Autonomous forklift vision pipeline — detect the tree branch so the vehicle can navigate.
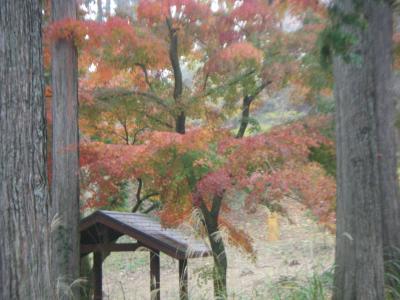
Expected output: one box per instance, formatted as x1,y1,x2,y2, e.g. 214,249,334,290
131,127,147,145
95,88,170,111
134,63,154,92
142,201,161,214
236,80,272,138
132,179,143,212
143,112,174,129
132,179,160,213
195,69,257,101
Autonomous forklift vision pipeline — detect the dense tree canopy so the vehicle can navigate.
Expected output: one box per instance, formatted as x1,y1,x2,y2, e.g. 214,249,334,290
44,1,338,296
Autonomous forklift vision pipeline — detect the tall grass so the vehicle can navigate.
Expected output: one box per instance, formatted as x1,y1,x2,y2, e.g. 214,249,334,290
268,268,333,300
385,248,400,300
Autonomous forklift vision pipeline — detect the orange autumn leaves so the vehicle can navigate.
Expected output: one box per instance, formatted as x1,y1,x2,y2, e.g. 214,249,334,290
205,42,264,75
45,16,168,89
80,117,336,252
46,0,336,254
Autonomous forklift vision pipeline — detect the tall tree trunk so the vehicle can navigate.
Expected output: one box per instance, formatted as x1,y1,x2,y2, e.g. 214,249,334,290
51,0,80,297
105,0,111,17
333,0,400,299
200,198,228,299
377,8,400,266
0,1,53,299
167,18,186,134
97,0,103,22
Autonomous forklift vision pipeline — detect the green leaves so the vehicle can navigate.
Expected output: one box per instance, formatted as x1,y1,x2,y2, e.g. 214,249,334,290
318,3,368,68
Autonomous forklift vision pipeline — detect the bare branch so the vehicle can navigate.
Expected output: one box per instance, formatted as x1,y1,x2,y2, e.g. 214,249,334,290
134,63,154,92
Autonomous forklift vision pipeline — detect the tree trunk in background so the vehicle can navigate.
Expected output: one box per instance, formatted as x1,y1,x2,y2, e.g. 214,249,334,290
97,0,103,22
333,0,400,299
0,1,53,298
51,0,80,297
105,0,111,17
175,112,186,135
167,18,186,134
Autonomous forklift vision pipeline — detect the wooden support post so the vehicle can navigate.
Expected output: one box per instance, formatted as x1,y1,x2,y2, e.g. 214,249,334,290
93,251,103,300
179,259,188,300
150,250,160,300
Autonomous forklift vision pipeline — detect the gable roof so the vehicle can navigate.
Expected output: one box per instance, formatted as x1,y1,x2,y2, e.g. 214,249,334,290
80,210,211,260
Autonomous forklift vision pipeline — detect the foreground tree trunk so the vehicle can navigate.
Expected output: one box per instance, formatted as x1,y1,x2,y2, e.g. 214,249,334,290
333,0,400,299
376,6,400,272
51,0,80,297
0,1,53,298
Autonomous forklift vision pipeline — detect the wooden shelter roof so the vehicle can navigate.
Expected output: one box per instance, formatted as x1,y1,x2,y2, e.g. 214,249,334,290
80,210,211,260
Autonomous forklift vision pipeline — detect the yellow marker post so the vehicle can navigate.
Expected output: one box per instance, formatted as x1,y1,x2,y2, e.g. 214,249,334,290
267,212,280,241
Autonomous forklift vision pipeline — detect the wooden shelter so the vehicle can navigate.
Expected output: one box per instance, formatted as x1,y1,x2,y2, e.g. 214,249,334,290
80,210,212,300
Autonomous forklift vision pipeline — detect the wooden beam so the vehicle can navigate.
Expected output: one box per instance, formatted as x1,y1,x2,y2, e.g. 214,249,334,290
150,250,160,300
80,243,144,254
93,251,103,300
179,259,188,300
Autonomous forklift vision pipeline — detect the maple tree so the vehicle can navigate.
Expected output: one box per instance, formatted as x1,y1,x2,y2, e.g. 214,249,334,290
79,116,336,297
44,0,337,297
46,0,329,138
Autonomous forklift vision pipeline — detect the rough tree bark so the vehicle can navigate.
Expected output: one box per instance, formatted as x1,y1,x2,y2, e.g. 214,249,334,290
51,0,80,297
0,1,53,299
377,4,400,268
333,0,400,299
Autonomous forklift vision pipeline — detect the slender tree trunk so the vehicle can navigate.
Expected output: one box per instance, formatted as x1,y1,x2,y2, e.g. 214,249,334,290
51,0,80,297
236,96,253,138
236,82,269,139
97,0,103,22
333,0,400,299
200,198,228,299
176,111,186,135
105,0,111,17
0,1,53,298
167,18,186,134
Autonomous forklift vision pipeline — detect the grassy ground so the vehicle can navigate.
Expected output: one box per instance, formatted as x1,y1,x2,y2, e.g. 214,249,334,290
100,198,335,299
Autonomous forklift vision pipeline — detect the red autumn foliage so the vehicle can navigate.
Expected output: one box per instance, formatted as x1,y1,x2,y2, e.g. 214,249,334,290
45,0,335,255
137,0,211,26
205,42,264,75
80,117,336,252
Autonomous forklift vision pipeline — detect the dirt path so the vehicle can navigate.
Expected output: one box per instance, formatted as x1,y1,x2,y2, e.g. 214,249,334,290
102,198,335,299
